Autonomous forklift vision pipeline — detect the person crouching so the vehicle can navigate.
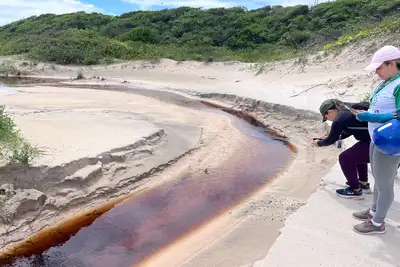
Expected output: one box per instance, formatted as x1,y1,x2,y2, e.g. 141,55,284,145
313,99,371,199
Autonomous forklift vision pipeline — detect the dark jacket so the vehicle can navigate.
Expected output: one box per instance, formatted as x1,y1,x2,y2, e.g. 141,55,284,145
317,110,370,147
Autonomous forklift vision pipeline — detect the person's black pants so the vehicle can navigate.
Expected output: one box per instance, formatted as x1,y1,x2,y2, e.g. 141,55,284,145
338,140,370,189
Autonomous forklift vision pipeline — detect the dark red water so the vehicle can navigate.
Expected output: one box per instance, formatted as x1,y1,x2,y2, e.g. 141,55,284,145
4,89,293,267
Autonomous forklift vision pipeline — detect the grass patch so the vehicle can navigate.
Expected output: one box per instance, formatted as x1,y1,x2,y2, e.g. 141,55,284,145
0,106,39,165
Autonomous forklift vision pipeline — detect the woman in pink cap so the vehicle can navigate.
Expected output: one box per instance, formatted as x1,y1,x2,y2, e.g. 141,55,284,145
352,45,400,235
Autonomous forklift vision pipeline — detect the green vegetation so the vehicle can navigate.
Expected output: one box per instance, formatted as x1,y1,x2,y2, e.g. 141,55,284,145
1,0,400,64
323,16,400,51
0,106,39,165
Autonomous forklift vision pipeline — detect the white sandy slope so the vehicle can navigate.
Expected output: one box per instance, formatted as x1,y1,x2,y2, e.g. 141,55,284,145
0,38,387,112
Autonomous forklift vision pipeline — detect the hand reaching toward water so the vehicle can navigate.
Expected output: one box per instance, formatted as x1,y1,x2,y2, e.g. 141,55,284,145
311,136,326,146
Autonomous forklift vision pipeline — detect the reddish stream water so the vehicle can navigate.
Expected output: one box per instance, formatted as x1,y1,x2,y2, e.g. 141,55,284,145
1,85,293,267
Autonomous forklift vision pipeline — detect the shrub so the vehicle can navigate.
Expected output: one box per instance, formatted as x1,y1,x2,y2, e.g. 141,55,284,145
323,17,400,51
0,106,39,165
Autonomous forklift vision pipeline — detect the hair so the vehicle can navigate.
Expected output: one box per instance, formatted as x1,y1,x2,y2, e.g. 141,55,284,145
384,59,400,70
331,99,346,112
323,99,367,115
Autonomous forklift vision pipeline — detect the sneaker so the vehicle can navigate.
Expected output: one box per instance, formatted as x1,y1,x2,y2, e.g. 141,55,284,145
352,209,373,221
353,221,385,235
344,181,372,194
336,187,363,199
359,182,372,194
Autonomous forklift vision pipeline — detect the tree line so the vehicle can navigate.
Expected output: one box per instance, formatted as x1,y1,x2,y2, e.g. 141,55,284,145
0,0,399,64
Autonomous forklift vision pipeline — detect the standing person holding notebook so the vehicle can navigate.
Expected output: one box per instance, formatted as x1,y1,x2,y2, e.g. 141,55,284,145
351,45,400,235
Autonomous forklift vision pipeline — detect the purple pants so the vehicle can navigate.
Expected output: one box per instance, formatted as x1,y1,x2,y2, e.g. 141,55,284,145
338,140,370,189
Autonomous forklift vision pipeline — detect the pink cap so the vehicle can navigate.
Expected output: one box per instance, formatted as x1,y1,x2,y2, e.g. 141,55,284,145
365,45,400,72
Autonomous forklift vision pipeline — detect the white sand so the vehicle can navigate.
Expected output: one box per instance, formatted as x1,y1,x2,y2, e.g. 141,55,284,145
0,37,399,266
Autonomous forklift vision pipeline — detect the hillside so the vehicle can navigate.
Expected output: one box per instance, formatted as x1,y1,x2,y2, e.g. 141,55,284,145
1,0,400,65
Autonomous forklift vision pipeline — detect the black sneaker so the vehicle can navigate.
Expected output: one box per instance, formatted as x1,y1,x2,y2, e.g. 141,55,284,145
345,182,371,194
336,187,363,199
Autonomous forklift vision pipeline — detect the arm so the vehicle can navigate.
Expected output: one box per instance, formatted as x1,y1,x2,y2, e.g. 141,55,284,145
317,115,348,147
357,112,397,123
357,85,400,123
